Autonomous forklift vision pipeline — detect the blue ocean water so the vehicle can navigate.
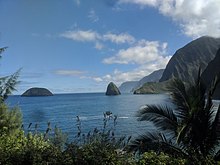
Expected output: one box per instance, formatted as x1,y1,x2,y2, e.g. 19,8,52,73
6,93,171,139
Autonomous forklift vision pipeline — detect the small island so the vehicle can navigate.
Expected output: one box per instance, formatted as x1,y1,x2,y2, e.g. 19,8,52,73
21,87,53,97
105,82,121,96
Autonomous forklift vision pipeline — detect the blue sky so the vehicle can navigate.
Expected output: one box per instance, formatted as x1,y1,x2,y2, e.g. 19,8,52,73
0,0,220,94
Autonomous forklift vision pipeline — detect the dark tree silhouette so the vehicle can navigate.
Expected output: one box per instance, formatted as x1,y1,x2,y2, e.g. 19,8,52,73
0,47,20,101
130,71,220,163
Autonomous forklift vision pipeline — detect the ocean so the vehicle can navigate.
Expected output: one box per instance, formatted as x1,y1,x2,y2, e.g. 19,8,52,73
6,93,171,139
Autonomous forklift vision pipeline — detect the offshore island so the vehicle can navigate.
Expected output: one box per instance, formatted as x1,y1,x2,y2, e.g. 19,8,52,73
21,87,53,97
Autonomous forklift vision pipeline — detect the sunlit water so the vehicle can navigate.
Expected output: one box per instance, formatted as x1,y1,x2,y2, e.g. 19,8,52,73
6,93,172,139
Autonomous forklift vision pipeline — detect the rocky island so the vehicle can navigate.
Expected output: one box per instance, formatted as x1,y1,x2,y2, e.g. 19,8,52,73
105,82,121,96
21,87,53,97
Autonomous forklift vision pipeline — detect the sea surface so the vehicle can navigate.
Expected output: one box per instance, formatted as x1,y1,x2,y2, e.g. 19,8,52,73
6,93,171,139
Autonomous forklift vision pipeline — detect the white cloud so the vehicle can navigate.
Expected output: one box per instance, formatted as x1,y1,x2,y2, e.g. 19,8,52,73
60,30,100,42
93,77,103,82
60,30,171,85
92,56,170,85
103,40,168,64
103,32,135,44
119,0,220,38
54,70,86,76
93,40,171,85
88,9,99,22
61,30,136,45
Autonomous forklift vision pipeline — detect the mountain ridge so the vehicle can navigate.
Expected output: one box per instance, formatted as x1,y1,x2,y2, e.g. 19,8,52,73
119,69,164,93
160,36,220,83
134,36,220,98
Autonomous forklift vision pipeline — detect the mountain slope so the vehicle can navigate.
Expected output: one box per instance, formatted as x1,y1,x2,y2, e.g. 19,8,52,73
119,81,138,93
160,36,220,83
134,80,170,94
134,69,164,90
201,48,220,99
119,69,164,93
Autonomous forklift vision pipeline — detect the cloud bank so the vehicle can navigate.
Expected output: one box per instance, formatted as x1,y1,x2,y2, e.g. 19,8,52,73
119,0,220,38
61,29,171,85
103,40,168,65
97,41,170,85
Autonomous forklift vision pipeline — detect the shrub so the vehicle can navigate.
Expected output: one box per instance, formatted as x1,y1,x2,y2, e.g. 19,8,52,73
0,130,68,165
0,103,22,135
64,114,135,165
138,151,186,165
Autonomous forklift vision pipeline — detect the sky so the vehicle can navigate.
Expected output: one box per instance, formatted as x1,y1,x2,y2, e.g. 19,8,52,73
0,0,220,94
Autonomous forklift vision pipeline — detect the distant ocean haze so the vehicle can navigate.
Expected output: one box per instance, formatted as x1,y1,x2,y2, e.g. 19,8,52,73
6,93,171,139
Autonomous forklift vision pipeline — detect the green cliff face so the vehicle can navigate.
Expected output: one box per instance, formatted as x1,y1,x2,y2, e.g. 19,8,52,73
201,48,220,99
119,69,164,94
21,87,53,97
134,37,220,97
105,82,121,96
133,80,170,94
160,36,220,83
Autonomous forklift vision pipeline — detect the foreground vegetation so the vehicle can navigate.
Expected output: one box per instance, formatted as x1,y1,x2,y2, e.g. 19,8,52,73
0,102,186,165
130,71,220,164
1,46,220,164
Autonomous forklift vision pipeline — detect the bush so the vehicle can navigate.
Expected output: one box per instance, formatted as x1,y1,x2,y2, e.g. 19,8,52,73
0,130,68,165
65,141,135,165
0,103,22,135
138,151,186,165
65,122,135,165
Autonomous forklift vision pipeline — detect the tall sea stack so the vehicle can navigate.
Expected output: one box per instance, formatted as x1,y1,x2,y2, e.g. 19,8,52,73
105,82,121,96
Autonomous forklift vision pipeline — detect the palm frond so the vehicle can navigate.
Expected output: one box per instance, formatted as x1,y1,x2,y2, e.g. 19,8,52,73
189,69,207,109
128,131,161,152
176,123,191,145
137,105,178,133
167,78,191,120
128,131,186,157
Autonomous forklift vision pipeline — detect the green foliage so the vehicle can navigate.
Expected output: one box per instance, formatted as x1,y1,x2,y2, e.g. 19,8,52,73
0,130,67,165
50,126,68,151
0,109,135,165
0,69,21,101
0,103,22,135
63,114,135,165
138,151,185,165
0,46,20,101
130,73,220,164
65,140,135,165
134,80,170,94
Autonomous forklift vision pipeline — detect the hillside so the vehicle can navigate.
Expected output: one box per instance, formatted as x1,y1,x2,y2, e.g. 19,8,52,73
133,80,170,94
119,69,164,93
201,48,220,99
160,36,220,83
134,69,164,90
119,81,138,93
